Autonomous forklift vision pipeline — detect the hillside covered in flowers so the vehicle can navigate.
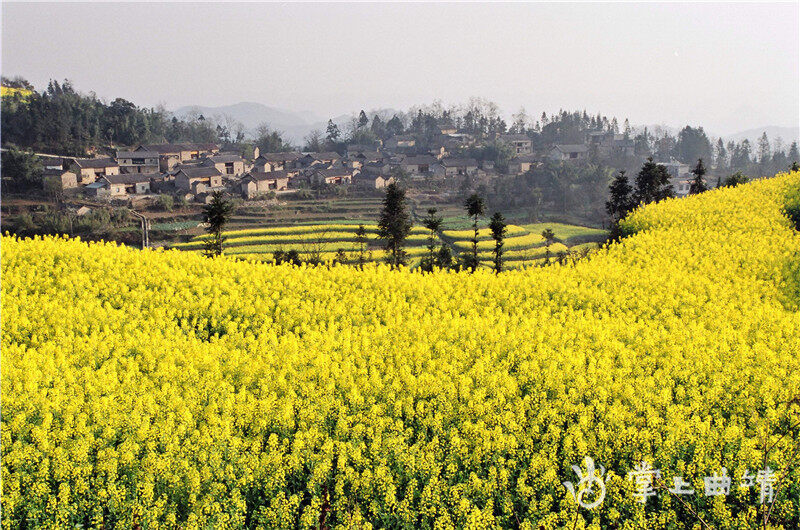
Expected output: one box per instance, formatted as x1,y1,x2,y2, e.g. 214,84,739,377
2,172,800,529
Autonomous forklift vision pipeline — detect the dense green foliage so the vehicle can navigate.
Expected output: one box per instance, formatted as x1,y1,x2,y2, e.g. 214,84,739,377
1,80,219,156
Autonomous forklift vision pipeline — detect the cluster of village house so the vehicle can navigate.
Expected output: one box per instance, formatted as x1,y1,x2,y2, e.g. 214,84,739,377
40,127,697,203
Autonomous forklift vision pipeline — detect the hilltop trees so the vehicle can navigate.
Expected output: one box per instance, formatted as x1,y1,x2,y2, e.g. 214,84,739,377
1,79,220,156
377,183,413,268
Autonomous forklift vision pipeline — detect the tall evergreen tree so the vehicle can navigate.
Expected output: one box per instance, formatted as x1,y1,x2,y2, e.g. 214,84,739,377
386,115,404,136
463,193,486,272
788,142,799,169
715,138,727,172
325,119,340,142
377,183,412,268
635,157,674,205
757,132,771,171
357,110,369,129
689,158,708,195
355,224,368,269
420,208,443,272
606,170,635,221
488,212,507,274
202,192,235,257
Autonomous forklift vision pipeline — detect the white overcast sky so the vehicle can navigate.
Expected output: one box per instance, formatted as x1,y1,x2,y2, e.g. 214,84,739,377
2,2,799,135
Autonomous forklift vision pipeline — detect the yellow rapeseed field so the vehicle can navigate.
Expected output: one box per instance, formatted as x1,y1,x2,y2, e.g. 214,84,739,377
2,172,800,528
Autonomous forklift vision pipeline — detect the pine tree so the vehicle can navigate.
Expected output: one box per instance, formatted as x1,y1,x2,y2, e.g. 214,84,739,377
463,193,486,272
202,192,235,257
606,170,635,221
355,224,368,268
757,132,771,170
377,183,412,268
357,110,369,129
420,208,443,272
635,157,674,205
488,212,507,274
689,159,708,195
789,142,799,169
715,138,727,172
326,119,340,142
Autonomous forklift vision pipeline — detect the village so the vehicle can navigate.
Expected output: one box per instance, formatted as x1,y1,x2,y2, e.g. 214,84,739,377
33,126,701,207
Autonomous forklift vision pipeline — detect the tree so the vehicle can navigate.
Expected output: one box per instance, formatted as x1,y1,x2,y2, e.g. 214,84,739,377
789,142,799,169
510,107,528,133
488,212,507,273
1,146,43,191
689,159,708,195
541,228,556,263
202,192,234,257
677,126,712,164
635,157,674,205
370,115,386,139
606,170,635,221
377,183,412,268
541,228,556,246
326,119,340,142
157,194,174,211
436,245,453,269
357,110,369,129
757,132,771,172
303,129,325,152
420,208,443,272
254,124,290,153
355,224,368,268
386,115,404,136
722,172,749,187
464,193,486,272
715,138,728,172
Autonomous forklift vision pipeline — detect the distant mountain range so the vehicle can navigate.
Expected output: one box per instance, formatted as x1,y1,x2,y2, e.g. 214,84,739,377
637,124,799,147
175,101,798,149
173,102,400,144
722,125,799,146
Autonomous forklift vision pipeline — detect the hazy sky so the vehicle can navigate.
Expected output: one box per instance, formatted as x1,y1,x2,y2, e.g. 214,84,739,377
2,2,799,135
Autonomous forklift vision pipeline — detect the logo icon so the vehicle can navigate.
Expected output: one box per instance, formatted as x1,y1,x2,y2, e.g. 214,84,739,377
564,456,606,509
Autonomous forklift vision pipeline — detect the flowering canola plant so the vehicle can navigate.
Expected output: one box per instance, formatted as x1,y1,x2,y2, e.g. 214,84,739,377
2,172,800,529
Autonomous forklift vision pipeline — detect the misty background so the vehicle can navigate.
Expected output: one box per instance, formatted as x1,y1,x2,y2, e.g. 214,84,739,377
2,2,799,144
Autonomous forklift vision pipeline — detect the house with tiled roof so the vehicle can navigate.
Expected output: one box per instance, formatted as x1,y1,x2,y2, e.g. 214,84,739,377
68,158,120,184
116,150,160,174
174,166,223,194
550,144,589,162
240,171,291,198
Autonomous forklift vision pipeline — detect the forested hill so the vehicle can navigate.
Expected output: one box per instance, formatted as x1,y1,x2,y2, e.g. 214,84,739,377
0,80,220,157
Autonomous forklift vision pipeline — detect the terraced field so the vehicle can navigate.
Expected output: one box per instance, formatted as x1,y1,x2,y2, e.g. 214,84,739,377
172,220,608,268
440,222,607,268
171,224,438,263
221,197,387,230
